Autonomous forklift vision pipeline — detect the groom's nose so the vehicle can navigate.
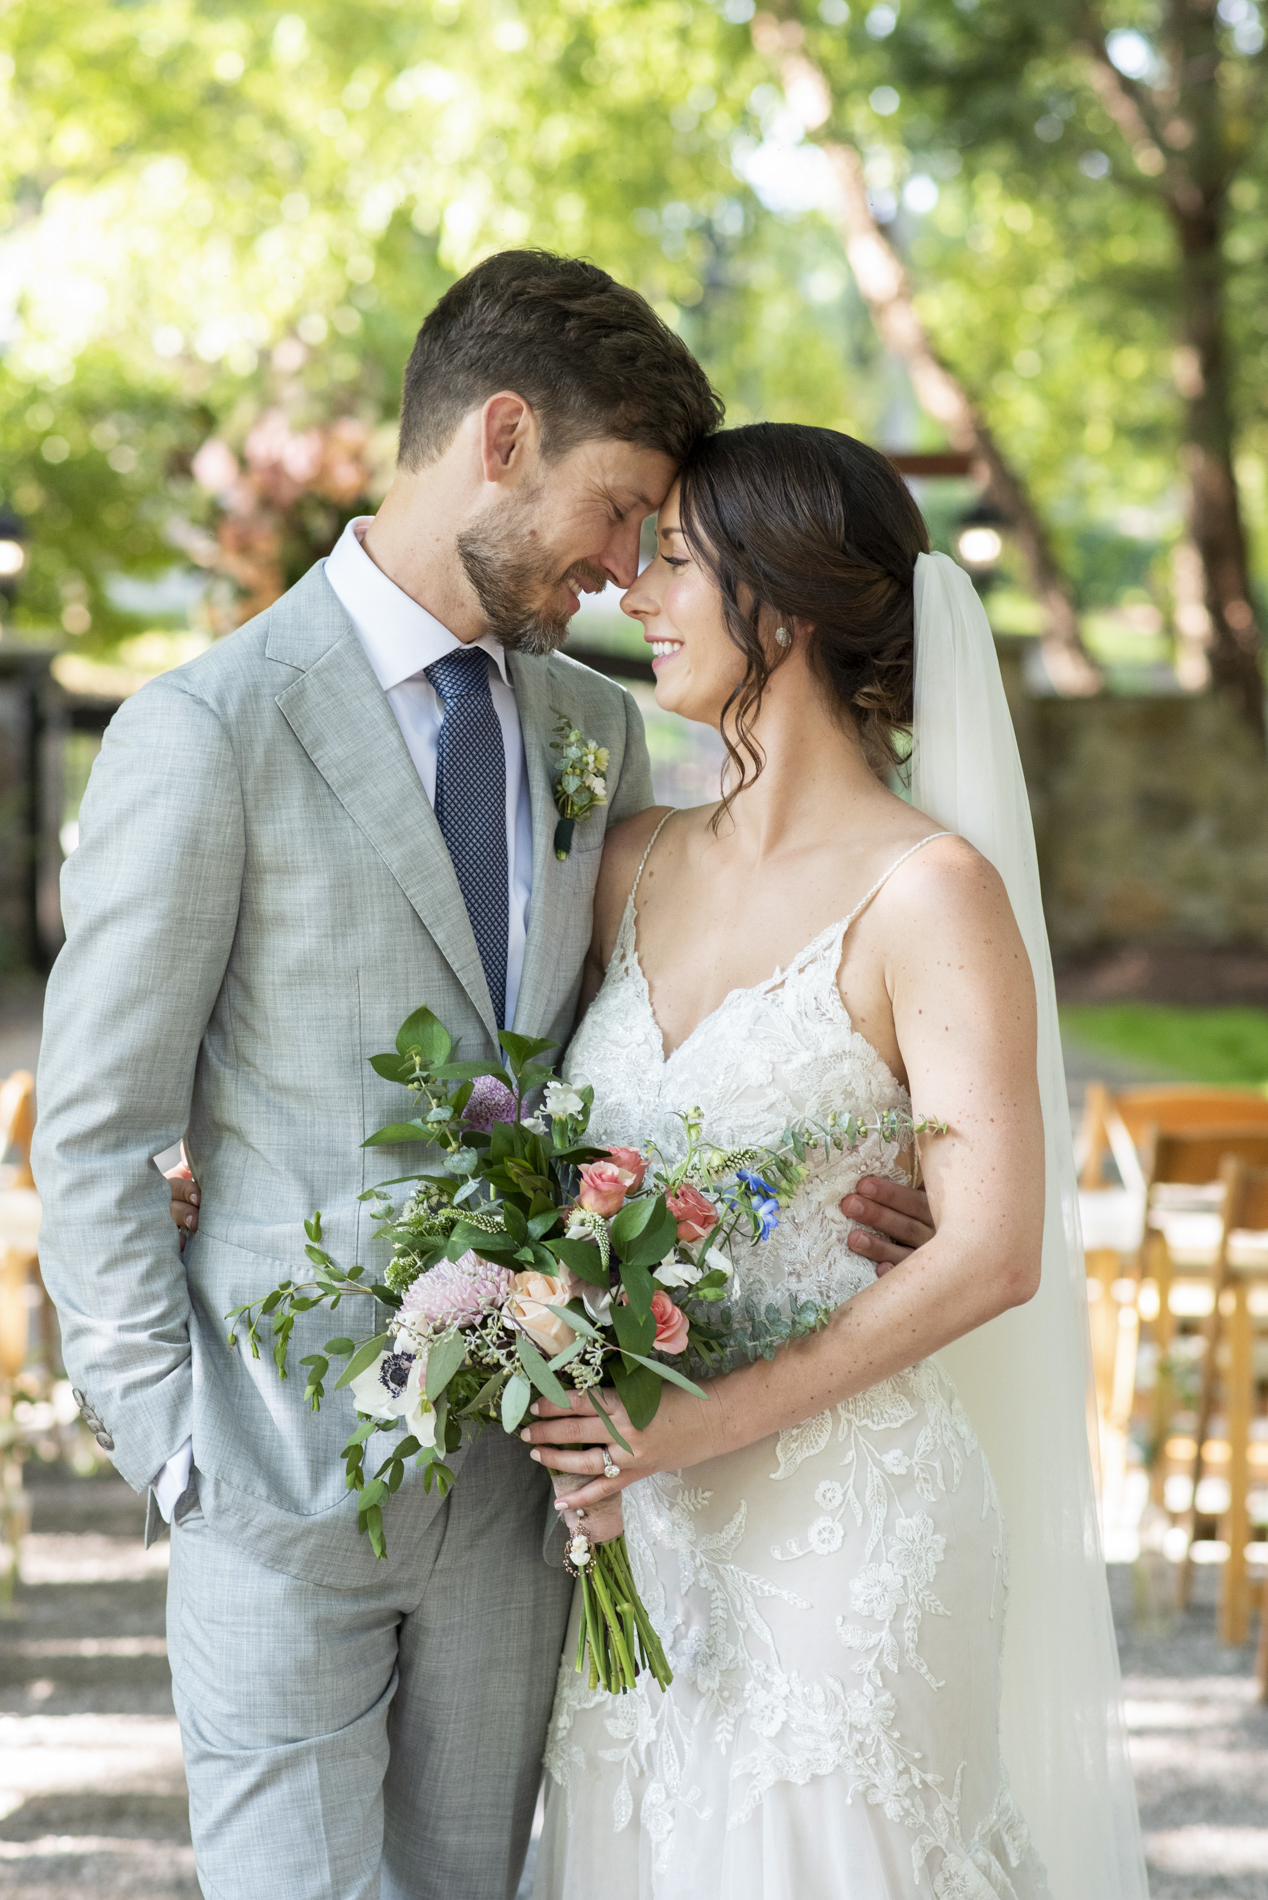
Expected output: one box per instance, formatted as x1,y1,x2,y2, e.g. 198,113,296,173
597,517,645,591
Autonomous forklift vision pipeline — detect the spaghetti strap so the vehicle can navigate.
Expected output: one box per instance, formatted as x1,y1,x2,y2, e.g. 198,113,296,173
842,830,952,933
629,810,675,909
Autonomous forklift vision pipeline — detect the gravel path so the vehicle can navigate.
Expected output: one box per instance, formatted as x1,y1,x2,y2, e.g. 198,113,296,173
3,1008,1264,1896
1,1480,1264,1897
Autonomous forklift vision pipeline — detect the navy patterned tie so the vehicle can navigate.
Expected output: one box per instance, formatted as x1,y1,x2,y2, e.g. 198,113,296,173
424,648,509,1030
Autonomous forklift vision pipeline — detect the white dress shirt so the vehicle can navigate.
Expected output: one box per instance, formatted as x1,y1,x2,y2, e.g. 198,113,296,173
325,515,534,1025
153,516,534,1521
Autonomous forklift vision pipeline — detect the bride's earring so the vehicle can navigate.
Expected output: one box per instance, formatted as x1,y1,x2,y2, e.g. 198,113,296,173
774,626,792,648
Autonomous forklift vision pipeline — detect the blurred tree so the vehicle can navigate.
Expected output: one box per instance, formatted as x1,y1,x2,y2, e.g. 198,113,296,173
751,6,1102,690
0,0,858,643
777,0,1267,735
1,0,1263,701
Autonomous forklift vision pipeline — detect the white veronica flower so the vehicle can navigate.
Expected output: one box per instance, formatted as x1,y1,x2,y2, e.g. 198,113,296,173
543,1078,586,1119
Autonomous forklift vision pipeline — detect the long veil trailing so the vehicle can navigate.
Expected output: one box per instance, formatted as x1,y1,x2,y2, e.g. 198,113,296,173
909,552,1148,1899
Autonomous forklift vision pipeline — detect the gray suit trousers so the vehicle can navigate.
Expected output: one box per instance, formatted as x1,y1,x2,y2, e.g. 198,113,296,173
167,1431,572,1900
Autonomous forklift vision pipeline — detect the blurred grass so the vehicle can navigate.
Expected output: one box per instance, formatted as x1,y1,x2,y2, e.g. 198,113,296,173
1060,1003,1268,1090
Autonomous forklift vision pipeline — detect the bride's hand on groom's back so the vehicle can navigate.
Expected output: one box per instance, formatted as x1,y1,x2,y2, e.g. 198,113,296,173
842,1177,933,1274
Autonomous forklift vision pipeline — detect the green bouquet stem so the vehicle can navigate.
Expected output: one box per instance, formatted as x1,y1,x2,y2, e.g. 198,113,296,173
573,1533,672,1695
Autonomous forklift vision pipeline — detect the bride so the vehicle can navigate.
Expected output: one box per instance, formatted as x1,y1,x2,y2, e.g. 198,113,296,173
519,425,1145,1898
169,422,1145,1899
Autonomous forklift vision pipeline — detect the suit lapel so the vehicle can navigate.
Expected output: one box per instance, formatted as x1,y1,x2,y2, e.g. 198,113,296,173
270,580,497,1041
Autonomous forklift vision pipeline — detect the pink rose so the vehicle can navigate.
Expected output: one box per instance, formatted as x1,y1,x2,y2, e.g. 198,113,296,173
505,1272,577,1355
605,1146,648,1192
651,1289,689,1355
666,1184,718,1243
577,1160,634,1217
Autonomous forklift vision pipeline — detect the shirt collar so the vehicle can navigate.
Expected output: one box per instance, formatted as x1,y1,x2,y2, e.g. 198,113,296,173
323,515,511,692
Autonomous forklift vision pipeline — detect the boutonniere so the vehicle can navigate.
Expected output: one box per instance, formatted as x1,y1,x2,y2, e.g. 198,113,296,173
550,715,609,860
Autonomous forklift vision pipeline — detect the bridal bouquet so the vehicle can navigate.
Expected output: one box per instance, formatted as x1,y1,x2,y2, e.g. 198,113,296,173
227,1005,939,1694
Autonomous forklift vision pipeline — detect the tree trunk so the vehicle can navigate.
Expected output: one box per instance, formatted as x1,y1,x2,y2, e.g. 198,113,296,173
1164,0,1264,738
1079,0,1264,740
753,12,1101,694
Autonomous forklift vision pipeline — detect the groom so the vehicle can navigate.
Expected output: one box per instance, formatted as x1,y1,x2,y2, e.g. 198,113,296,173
34,250,931,1899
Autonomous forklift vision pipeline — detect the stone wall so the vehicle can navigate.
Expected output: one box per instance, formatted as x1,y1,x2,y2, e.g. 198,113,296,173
997,649,1268,955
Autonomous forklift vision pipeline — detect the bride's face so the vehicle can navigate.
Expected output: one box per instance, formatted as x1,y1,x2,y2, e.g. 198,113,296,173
619,480,745,726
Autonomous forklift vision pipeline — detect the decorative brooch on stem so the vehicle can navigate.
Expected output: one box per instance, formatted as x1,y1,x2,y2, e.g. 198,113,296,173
550,716,609,860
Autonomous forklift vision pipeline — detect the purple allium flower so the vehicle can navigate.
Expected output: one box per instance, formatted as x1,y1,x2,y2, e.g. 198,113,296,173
398,1250,515,1330
462,1074,519,1132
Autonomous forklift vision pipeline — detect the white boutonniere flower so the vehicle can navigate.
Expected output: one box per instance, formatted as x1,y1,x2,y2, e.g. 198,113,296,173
551,716,609,859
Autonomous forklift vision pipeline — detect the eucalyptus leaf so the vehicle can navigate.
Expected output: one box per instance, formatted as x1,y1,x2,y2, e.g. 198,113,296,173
369,1051,414,1085
515,1332,569,1407
424,1329,468,1401
363,1122,432,1147
501,1370,532,1432
395,1006,453,1068
617,1350,709,1398
333,1331,392,1389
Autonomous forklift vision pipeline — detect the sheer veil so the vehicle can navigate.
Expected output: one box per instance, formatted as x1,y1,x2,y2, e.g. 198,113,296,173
909,552,1148,1898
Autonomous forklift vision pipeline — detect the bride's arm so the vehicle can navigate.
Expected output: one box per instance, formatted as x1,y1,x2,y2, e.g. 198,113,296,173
524,840,1045,1510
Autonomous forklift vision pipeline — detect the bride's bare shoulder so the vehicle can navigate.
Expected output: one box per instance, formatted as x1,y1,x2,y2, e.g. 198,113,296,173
881,829,1031,995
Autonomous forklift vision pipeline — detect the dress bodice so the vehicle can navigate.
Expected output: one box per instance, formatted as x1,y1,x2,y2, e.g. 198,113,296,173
563,831,931,1318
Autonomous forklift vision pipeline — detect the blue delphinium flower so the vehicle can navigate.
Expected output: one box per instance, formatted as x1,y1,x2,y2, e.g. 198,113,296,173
737,1169,780,1241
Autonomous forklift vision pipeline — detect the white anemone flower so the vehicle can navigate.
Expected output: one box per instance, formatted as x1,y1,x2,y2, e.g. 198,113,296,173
348,1348,436,1447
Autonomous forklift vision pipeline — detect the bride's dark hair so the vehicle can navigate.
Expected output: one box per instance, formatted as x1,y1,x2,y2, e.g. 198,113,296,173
676,422,930,812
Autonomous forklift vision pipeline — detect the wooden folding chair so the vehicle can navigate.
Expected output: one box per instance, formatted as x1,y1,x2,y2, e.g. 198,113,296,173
1174,1154,1268,1641
0,1072,46,1379
1145,1135,1268,1619
1075,1088,1268,1484
1078,1085,1268,1191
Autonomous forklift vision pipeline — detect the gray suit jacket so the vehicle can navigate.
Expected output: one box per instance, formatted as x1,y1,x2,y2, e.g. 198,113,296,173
33,562,653,1584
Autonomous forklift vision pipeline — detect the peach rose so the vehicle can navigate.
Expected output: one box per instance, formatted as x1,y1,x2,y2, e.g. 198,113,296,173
505,1272,577,1355
577,1159,634,1216
666,1184,719,1243
604,1145,648,1192
651,1289,689,1355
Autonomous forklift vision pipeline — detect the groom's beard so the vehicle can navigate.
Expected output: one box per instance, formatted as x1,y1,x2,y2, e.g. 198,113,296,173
457,499,607,657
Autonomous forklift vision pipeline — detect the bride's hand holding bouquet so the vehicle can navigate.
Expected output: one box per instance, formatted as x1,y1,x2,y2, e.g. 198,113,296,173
225,1002,940,1695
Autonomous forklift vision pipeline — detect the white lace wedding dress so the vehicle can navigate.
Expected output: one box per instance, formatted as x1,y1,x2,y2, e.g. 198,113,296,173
533,825,1053,1900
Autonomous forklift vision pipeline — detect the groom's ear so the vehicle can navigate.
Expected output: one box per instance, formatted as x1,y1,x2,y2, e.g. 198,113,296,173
479,391,541,485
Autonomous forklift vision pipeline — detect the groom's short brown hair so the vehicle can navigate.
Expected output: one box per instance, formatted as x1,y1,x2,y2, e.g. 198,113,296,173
397,250,723,469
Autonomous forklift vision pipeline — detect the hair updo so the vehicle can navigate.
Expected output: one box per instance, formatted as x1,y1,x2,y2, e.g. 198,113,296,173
676,422,930,813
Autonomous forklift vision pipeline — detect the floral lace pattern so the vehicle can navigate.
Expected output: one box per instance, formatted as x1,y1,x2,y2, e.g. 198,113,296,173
535,868,1052,1900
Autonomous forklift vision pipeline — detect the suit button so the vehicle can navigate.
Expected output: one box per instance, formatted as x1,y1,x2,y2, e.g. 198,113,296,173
94,1431,114,1451
72,1388,86,1409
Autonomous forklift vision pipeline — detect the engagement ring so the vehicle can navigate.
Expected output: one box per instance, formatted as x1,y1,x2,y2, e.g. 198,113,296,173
602,1448,618,1479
